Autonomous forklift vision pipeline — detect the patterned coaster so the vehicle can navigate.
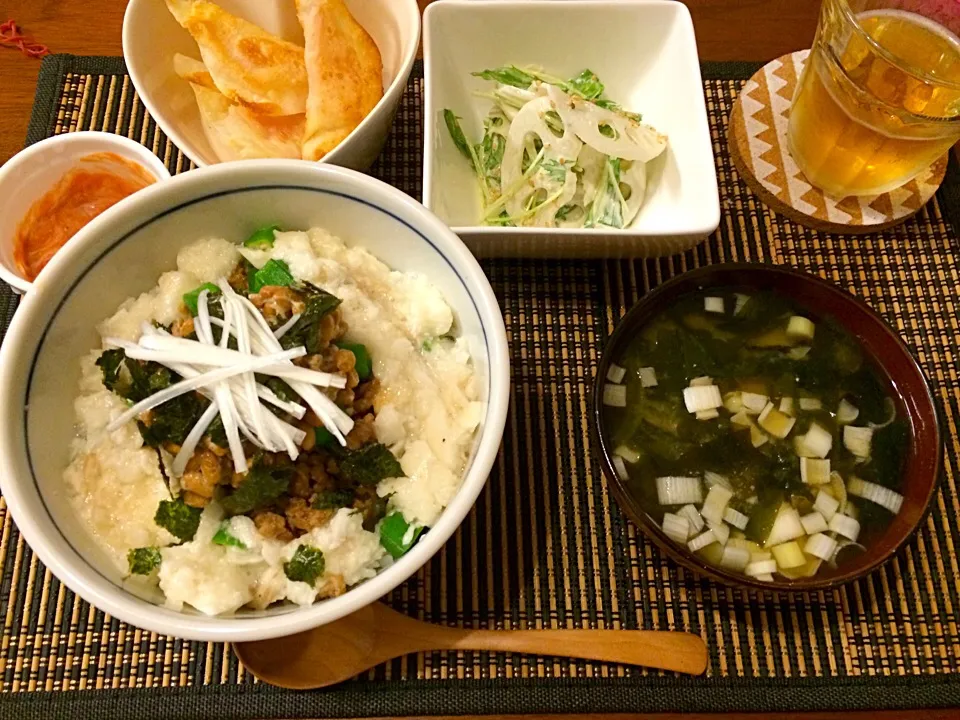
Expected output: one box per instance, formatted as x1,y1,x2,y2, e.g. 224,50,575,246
728,50,948,234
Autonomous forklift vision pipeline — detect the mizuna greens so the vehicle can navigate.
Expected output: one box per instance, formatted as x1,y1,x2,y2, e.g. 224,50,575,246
443,66,668,229
602,289,908,581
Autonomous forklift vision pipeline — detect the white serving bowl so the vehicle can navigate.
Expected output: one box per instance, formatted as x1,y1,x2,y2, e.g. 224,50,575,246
0,161,510,642
423,0,720,258
122,0,421,170
0,132,170,294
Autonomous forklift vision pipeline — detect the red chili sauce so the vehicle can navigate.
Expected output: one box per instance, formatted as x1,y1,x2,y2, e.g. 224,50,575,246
13,153,156,281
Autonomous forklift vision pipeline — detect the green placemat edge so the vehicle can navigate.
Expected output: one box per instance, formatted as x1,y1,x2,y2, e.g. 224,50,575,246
2,672,959,720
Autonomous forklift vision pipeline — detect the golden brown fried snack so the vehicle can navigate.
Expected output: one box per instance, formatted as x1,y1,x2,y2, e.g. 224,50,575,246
174,54,304,161
295,0,384,160
165,0,308,116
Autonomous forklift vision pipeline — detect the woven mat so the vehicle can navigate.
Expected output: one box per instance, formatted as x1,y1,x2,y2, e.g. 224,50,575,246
0,55,958,719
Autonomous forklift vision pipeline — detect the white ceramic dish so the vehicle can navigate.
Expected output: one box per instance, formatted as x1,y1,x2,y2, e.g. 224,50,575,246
122,0,421,170
0,161,510,642
0,132,170,294
422,0,721,258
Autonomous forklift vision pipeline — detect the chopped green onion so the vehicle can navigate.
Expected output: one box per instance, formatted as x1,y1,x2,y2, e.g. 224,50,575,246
244,224,281,249
314,426,336,449
799,397,822,411
183,283,220,316
212,523,246,549
336,342,372,381
249,259,295,293
379,512,425,559
613,445,640,464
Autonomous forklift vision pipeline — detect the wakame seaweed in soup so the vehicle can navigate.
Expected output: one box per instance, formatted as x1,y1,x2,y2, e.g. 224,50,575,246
601,289,908,581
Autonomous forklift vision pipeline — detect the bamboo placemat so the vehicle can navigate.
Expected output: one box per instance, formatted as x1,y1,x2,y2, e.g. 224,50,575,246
0,56,958,718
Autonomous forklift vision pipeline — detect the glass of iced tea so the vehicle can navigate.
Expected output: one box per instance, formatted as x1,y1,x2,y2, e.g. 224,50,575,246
788,0,960,197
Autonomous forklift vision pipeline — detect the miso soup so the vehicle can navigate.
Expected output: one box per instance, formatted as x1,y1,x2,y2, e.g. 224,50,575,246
601,289,908,581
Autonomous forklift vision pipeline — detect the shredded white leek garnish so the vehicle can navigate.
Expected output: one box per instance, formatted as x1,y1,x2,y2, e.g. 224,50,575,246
104,279,353,476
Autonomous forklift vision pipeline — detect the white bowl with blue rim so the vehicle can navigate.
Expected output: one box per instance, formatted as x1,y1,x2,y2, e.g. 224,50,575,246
0,161,510,642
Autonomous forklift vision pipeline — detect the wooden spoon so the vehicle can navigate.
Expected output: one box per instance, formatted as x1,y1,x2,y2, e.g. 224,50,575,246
234,602,708,689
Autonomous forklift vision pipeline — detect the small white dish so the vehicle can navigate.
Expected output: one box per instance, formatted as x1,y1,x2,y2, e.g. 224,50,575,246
122,0,421,171
0,131,170,294
0,160,510,642
422,0,721,258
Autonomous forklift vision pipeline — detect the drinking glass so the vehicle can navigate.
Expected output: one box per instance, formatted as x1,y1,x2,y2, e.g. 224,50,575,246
788,0,960,197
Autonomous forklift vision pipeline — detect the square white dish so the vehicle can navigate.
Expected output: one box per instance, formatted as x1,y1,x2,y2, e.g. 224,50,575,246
422,0,721,258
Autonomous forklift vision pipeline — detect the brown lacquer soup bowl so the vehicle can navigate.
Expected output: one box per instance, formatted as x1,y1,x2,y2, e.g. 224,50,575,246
592,263,942,593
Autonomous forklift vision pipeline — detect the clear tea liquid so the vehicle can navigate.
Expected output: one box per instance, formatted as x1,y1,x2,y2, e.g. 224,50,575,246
788,4,960,197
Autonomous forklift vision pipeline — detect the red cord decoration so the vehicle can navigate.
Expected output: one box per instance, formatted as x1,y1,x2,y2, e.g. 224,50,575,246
1,19,50,58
